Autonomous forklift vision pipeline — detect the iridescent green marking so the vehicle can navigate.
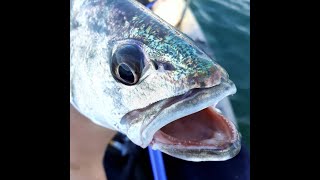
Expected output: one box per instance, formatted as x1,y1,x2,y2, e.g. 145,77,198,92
104,0,217,83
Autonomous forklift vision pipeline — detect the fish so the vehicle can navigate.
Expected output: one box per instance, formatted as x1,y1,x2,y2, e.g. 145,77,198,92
70,0,241,162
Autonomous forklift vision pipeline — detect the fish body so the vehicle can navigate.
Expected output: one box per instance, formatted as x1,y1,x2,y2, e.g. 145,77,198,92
71,0,241,161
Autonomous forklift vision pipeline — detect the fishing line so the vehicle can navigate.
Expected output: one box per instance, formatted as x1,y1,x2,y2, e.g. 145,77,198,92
148,146,167,180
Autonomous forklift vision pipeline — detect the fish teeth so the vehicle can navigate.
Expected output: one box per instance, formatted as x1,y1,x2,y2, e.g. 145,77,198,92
214,107,222,114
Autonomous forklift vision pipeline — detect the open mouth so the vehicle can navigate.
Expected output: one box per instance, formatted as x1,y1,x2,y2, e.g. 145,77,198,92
151,106,237,148
122,78,241,161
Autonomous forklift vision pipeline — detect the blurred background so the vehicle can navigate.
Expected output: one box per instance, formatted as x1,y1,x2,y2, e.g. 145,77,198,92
190,0,250,148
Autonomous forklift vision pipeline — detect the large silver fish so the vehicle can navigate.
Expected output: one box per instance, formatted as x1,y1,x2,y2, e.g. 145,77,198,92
70,0,241,161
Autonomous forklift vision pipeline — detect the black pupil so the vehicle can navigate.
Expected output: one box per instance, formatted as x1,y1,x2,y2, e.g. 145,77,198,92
118,64,134,83
111,44,145,85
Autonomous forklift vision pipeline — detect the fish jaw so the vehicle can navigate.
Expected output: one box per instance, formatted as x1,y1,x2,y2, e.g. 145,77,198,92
151,133,241,162
121,77,241,161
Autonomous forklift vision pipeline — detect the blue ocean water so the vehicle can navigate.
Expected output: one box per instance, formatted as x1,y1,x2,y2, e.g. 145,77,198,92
190,0,250,148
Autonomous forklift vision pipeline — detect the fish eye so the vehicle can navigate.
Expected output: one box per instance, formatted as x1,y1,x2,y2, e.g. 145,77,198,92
111,44,145,85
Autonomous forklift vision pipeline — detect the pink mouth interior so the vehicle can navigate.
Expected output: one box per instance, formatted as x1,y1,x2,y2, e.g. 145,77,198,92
152,107,236,148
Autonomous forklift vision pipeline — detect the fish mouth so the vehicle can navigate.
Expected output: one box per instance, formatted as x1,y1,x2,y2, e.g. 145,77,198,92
122,77,241,161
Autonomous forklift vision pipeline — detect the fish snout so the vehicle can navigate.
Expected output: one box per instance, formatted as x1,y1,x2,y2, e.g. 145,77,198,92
186,58,229,88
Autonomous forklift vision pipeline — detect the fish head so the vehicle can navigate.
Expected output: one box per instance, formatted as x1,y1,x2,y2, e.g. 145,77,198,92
70,0,240,161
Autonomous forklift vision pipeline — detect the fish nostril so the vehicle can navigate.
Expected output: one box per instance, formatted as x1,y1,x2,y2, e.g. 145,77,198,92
152,61,159,70
152,61,175,71
161,62,175,71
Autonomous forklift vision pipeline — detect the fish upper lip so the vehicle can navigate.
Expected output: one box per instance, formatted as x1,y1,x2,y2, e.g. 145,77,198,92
129,77,237,148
